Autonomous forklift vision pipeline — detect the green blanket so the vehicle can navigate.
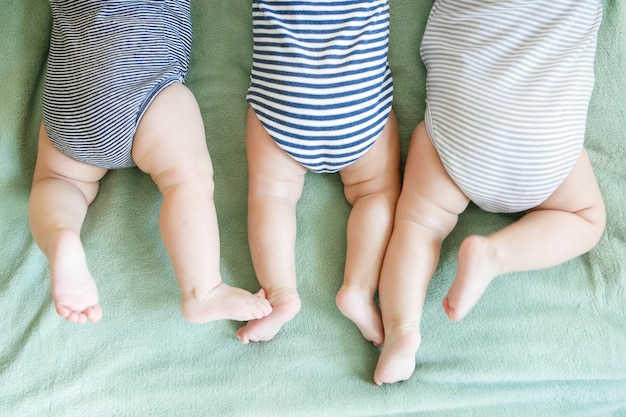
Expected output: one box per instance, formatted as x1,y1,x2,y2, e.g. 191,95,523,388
1,1,625,416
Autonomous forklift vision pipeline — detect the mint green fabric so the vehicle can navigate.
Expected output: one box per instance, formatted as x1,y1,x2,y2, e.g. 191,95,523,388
1,1,625,416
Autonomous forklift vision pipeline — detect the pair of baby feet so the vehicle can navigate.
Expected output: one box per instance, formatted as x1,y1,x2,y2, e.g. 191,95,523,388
49,230,272,324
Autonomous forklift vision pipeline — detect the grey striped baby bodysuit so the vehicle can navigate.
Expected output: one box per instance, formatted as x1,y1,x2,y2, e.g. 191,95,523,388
422,0,602,213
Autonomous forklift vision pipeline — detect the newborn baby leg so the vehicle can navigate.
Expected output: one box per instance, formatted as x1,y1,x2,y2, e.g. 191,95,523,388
336,111,401,347
444,149,606,321
132,84,272,323
29,123,107,324
374,122,468,384
236,108,307,343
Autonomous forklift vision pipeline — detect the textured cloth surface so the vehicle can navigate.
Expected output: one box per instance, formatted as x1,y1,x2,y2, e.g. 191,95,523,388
0,1,625,416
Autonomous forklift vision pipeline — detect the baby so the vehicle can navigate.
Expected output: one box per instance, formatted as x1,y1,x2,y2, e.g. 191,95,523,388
374,0,606,384
236,0,401,345
29,0,271,324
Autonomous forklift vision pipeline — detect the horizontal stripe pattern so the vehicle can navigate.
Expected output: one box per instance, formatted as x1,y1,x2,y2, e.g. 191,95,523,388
422,0,602,213
247,0,393,173
42,0,192,169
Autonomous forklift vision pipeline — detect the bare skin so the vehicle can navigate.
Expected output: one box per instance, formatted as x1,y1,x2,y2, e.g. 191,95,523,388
373,122,606,385
29,83,272,324
237,108,401,345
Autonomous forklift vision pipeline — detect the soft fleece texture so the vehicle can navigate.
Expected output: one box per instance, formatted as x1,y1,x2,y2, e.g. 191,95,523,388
1,1,625,416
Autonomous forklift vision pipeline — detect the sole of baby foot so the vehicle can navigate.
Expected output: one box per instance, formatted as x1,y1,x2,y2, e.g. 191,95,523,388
373,326,421,385
444,235,499,321
236,290,301,344
49,229,102,324
336,285,384,346
181,283,273,324
55,293,103,324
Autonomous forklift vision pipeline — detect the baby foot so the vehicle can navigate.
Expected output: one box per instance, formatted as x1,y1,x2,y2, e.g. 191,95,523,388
336,284,384,346
236,287,301,344
181,284,272,323
49,229,102,324
373,325,421,385
443,235,499,321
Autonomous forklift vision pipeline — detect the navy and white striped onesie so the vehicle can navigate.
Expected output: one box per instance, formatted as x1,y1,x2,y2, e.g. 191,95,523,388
422,0,602,213
247,0,393,174
42,0,192,169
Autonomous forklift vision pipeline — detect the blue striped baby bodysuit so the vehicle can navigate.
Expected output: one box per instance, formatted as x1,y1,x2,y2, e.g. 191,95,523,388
247,0,393,173
42,0,192,169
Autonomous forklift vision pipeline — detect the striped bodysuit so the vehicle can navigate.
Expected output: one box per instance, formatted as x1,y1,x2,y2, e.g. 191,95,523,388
247,0,393,174
42,0,192,169
422,0,602,213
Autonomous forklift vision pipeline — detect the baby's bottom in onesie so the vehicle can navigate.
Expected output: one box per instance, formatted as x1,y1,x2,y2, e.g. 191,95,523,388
42,0,192,169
